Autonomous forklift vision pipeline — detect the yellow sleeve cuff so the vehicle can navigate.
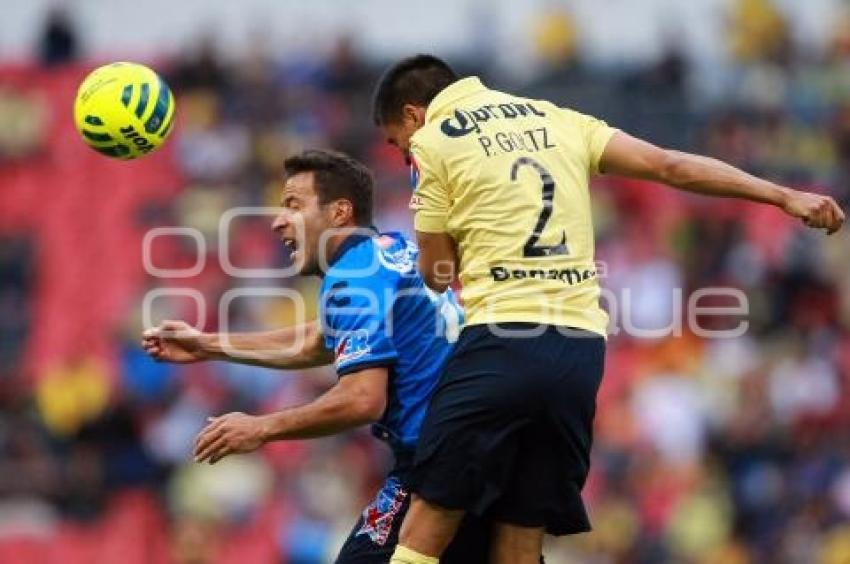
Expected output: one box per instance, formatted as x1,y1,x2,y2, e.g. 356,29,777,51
589,127,618,174
414,211,448,233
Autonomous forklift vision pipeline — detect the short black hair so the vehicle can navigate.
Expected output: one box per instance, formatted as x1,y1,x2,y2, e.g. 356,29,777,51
283,149,374,227
372,54,459,126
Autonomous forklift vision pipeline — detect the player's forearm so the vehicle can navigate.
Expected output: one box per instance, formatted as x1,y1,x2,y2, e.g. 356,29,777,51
660,150,790,207
202,321,331,369
259,387,381,441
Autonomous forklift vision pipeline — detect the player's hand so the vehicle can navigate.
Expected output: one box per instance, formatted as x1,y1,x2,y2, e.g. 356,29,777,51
193,412,268,464
782,190,845,234
141,320,210,363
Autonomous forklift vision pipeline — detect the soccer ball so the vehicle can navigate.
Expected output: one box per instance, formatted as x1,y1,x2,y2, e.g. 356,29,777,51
73,62,176,159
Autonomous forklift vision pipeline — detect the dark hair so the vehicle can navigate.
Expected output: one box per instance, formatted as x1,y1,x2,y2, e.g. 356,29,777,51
283,149,374,226
372,54,459,126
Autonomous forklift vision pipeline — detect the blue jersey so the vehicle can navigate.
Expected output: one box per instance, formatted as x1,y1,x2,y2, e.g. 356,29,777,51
319,231,463,455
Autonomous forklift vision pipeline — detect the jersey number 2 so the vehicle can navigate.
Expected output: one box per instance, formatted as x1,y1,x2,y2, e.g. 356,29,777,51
510,157,568,257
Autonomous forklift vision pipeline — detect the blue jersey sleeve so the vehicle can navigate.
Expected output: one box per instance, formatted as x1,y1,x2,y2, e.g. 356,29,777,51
321,276,399,377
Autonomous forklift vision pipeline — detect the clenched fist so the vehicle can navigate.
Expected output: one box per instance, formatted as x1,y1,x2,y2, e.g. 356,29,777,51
193,412,268,464
782,190,845,234
142,320,210,363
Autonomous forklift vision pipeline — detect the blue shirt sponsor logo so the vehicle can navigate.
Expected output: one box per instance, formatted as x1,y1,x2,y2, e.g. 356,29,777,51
335,329,371,368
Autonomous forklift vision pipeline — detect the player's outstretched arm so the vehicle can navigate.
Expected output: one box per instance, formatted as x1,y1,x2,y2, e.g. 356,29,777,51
141,319,333,369
599,131,846,234
192,366,388,463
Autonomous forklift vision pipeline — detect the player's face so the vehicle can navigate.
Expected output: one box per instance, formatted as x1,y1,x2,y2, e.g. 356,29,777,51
272,172,332,276
381,105,426,163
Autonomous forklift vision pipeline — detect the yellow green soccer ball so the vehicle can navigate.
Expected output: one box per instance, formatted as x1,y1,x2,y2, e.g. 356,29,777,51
73,62,176,159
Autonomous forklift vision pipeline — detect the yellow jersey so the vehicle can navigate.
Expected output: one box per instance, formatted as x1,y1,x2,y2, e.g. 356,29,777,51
410,77,616,336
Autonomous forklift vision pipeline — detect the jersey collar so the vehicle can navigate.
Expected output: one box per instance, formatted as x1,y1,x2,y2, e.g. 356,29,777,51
323,226,379,273
425,77,486,122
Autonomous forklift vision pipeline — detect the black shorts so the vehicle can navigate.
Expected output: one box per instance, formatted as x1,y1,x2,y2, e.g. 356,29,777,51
335,474,491,563
408,323,606,536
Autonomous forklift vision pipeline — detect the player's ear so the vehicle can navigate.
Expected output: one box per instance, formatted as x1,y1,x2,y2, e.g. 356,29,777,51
402,104,425,127
330,199,354,227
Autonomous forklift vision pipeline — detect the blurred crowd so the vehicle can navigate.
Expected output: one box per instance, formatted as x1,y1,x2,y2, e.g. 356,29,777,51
2,0,850,562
